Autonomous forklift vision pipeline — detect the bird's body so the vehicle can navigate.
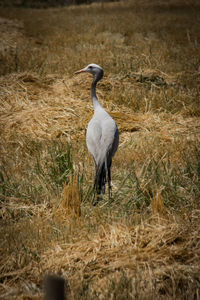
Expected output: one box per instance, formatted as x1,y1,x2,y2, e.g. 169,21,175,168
74,64,119,200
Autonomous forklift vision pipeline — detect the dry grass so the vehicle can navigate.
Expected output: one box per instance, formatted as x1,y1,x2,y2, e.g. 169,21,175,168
0,0,200,299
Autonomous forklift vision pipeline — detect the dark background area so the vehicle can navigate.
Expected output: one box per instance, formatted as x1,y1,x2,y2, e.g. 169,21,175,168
0,0,118,8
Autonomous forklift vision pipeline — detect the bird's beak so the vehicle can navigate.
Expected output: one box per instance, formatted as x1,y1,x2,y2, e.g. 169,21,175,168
74,68,86,75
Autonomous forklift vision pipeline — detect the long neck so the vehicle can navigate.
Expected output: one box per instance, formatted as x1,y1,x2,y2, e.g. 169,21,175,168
91,77,102,110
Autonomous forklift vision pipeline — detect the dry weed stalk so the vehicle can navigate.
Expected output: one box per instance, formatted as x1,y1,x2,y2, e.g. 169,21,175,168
150,189,167,217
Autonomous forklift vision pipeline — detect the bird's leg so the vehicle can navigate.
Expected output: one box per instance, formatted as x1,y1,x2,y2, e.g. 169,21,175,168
93,161,98,190
102,167,106,194
108,167,112,199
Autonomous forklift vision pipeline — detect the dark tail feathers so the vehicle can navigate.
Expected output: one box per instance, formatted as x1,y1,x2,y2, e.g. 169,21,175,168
94,162,106,195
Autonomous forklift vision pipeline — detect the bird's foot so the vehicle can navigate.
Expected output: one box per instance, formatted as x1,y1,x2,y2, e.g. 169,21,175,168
93,194,103,206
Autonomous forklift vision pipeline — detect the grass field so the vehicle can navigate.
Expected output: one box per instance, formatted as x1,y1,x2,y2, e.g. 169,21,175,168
0,0,200,299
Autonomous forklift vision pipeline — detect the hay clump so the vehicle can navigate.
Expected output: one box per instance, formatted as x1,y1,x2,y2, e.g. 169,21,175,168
53,176,81,220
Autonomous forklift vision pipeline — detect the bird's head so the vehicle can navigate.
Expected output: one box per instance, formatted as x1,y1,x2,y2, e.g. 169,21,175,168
74,63,104,81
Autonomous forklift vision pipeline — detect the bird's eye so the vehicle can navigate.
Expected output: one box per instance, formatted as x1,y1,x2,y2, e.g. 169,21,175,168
89,66,92,69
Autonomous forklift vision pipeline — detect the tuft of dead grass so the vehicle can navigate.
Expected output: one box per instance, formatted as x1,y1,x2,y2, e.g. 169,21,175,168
53,176,81,219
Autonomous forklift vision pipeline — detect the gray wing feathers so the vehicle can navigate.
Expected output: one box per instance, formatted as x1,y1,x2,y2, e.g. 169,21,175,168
86,111,119,196
86,116,118,168
86,119,102,163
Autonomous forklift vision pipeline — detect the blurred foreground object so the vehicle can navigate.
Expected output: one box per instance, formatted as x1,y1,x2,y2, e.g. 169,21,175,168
44,274,66,300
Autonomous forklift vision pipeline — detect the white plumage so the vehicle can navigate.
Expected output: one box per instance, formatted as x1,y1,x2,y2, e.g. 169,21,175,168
75,64,119,201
